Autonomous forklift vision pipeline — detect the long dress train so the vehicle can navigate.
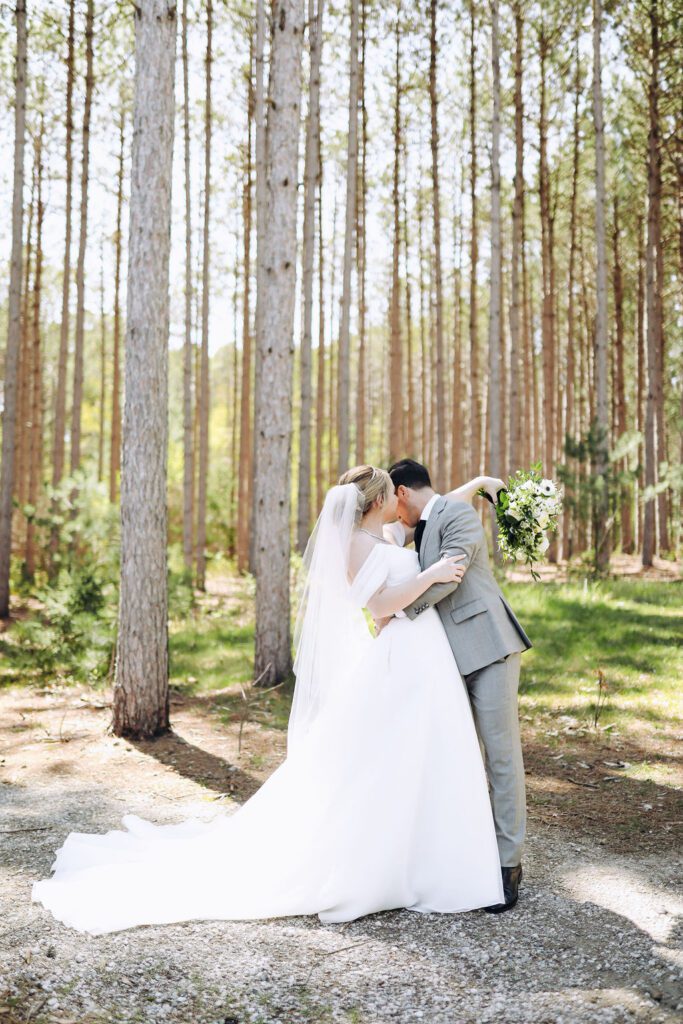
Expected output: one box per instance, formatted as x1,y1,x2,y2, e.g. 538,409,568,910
31,543,503,934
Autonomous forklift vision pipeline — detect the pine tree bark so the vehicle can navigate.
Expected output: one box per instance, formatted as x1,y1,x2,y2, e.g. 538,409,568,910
26,120,45,579
253,0,304,685
538,26,555,483
389,6,403,464
182,0,194,573
487,0,502,559
195,0,212,591
250,0,267,566
642,0,663,566
237,49,254,574
0,0,27,617
562,50,581,560
635,214,645,549
592,0,610,571
450,160,464,485
612,195,631,551
336,0,359,474
97,237,106,482
70,0,95,475
315,168,326,513
417,176,428,459
17,171,34,520
468,1,480,477
52,0,75,499
113,0,177,738
110,110,125,503
429,0,445,487
508,0,524,474
355,0,367,465
403,131,415,458
297,0,324,550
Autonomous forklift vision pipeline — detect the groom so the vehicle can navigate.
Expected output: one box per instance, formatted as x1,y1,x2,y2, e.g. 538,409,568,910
388,458,532,913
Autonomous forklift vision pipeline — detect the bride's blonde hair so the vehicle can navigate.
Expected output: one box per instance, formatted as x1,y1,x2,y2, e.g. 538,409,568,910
338,464,393,516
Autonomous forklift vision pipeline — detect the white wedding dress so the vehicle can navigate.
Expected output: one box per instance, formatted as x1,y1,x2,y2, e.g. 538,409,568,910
32,516,503,934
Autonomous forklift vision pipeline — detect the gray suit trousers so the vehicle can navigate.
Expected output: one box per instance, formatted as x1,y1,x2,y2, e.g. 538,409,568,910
463,651,526,868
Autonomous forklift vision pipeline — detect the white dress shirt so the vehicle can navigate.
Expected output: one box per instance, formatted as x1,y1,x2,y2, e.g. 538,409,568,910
390,493,441,618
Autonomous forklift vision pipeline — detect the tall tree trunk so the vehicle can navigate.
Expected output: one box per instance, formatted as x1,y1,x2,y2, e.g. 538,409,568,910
336,0,359,474
181,0,194,573
97,237,106,482
26,117,44,581
521,188,533,467
315,166,326,513
642,0,662,566
468,1,480,477
429,0,445,488
17,169,34,520
654,93,668,554
538,28,555,484
297,0,324,551
488,0,502,559
403,130,415,458
237,51,254,574
228,215,241,554
593,0,610,571
0,0,27,616
195,0,213,591
113,0,177,737
450,158,465,485
251,0,267,568
417,177,428,459
26,118,45,579
508,0,524,474
327,183,339,483
109,110,125,503
253,0,304,685
562,50,581,560
355,0,367,464
635,213,645,549
52,0,75,498
388,6,403,464
612,195,631,551
70,0,95,476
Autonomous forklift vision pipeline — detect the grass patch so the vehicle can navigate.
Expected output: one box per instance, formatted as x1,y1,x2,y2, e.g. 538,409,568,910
504,578,683,734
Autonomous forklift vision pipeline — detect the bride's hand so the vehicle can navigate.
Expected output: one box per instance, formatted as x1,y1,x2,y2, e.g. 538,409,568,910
479,475,506,502
427,553,466,585
372,615,393,636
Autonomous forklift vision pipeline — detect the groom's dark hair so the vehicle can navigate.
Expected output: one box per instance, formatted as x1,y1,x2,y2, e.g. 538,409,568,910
388,459,432,491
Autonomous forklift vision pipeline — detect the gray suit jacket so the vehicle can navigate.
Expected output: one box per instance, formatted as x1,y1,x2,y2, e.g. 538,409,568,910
403,496,532,676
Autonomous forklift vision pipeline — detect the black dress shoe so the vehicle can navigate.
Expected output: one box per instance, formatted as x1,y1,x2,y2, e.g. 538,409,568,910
484,864,523,914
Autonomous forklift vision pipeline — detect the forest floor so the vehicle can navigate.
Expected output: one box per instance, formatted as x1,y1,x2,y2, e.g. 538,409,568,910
0,564,681,1024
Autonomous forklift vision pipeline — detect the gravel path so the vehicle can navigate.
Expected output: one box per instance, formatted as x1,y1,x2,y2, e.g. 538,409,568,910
1,687,681,1024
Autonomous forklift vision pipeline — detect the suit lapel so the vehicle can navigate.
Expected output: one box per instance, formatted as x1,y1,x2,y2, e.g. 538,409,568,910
419,495,447,567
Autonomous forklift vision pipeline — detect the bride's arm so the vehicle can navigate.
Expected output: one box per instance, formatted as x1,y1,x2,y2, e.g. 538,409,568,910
365,554,465,619
444,474,506,505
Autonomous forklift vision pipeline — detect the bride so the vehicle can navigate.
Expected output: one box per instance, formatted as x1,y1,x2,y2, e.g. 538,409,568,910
32,466,505,934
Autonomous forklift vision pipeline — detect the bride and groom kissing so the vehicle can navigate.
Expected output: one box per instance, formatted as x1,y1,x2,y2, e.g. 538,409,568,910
32,458,532,934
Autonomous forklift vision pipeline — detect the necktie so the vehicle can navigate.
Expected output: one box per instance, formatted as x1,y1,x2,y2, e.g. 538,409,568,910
414,518,426,554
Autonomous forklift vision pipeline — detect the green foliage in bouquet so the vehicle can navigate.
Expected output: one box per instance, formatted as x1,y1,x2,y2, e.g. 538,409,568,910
478,463,563,581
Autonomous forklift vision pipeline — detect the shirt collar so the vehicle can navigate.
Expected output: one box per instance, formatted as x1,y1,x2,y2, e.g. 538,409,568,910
420,493,441,521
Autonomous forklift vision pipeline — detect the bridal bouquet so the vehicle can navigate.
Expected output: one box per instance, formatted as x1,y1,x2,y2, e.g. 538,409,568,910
479,465,563,580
